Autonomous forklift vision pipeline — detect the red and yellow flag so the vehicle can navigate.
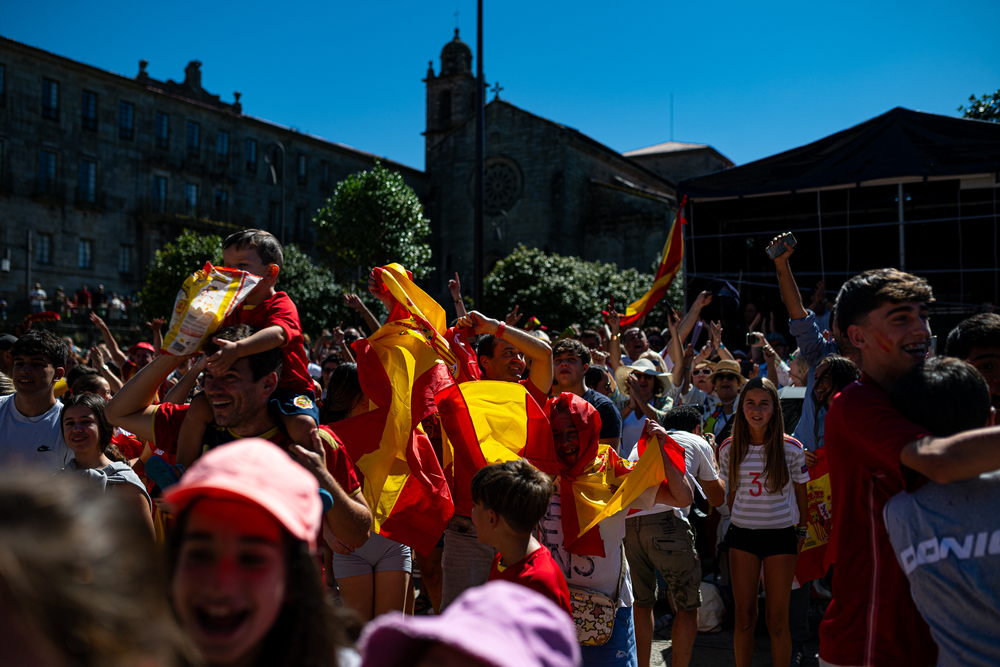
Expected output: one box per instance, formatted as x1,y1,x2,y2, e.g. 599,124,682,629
326,265,457,554
795,447,834,583
619,195,687,326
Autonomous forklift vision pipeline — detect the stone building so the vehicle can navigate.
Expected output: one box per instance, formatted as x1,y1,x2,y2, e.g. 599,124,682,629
0,36,425,318
422,30,729,298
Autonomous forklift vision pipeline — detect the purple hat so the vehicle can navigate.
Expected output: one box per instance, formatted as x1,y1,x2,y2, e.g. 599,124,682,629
358,581,580,667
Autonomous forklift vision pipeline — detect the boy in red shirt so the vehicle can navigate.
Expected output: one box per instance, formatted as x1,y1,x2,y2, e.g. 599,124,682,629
176,230,320,465
471,458,571,616
817,267,1000,667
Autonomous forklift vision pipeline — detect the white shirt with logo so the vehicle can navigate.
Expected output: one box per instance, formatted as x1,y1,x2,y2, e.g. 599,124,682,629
0,394,70,469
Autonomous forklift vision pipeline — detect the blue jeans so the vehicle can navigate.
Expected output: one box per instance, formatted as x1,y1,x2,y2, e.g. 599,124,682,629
581,606,637,667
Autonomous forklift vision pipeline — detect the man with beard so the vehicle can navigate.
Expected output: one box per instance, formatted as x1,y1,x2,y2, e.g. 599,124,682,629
106,325,371,548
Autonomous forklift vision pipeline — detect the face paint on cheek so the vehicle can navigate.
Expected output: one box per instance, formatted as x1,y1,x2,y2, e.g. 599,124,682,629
874,331,893,353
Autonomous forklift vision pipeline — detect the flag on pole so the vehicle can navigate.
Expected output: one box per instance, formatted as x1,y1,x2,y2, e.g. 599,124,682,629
619,195,687,326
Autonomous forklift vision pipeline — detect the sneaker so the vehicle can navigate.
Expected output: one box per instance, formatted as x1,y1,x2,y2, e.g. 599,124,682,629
791,644,805,666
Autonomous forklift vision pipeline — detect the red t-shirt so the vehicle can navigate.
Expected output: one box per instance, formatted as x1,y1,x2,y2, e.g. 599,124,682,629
489,546,572,616
222,291,313,395
818,374,937,667
112,431,144,460
520,377,549,408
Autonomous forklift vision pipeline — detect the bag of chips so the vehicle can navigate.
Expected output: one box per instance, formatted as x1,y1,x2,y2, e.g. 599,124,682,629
161,262,260,356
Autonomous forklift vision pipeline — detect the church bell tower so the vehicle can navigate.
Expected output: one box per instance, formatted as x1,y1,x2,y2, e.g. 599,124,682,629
424,29,477,153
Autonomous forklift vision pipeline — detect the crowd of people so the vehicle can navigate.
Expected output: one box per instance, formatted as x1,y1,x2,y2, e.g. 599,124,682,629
27,280,138,324
1,227,998,667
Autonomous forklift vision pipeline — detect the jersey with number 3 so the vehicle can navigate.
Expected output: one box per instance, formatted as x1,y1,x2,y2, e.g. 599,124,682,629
718,435,810,529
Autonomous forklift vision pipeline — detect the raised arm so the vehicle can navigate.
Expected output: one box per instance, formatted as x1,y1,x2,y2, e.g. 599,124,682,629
162,355,207,405
106,353,183,441
709,320,735,362
90,312,127,369
457,310,553,394
448,273,468,319
88,346,123,395
344,293,382,335
147,318,165,356
677,291,713,345
292,439,373,549
769,236,808,321
601,308,623,371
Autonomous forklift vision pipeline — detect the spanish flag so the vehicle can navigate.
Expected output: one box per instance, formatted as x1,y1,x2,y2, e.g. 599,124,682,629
619,195,687,326
325,265,457,555
437,380,551,516
523,393,686,556
795,446,834,583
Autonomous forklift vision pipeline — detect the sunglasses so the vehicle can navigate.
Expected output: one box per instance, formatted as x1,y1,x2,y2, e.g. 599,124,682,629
716,374,739,382
692,368,712,376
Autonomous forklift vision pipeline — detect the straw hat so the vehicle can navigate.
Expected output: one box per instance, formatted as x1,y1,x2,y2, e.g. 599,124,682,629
615,358,672,396
706,359,747,386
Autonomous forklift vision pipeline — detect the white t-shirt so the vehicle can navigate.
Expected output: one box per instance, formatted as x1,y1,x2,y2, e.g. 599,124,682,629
539,484,657,607
0,394,70,469
627,430,719,519
718,434,809,529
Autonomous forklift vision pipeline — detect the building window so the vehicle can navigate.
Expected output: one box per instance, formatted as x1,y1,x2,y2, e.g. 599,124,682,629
269,201,280,231
187,121,200,157
217,130,229,161
321,161,331,190
119,101,134,140
155,112,170,149
214,189,228,221
36,233,52,265
81,90,97,130
78,159,97,203
42,78,59,120
37,150,58,195
184,183,198,217
246,138,257,172
119,244,132,274
295,207,306,239
153,176,168,212
78,239,93,270
439,90,451,128
297,155,307,185
0,64,5,104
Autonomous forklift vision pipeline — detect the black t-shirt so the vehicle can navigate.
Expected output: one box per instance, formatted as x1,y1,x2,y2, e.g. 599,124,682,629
582,388,623,440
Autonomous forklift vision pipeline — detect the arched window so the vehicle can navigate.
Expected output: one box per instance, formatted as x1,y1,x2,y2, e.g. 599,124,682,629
440,90,452,129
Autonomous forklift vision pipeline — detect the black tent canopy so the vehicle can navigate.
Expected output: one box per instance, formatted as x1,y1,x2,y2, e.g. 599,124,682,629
680,107,1000,201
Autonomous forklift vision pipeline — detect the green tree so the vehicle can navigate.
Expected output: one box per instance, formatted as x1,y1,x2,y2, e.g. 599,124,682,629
958,89,1000,122
314,161,433,286
483,245,683,332
138,229,223,321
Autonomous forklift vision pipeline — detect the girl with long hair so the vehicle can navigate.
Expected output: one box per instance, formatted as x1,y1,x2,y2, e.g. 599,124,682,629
321,362,415,622
61,392,153,533
164,438,356,667
718,377,809,667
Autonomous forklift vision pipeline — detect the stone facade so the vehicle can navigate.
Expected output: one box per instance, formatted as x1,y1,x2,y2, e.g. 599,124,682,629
0,36,426,317
623,141,734,187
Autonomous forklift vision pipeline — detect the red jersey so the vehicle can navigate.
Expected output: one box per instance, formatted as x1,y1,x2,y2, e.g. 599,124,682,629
818,374,936,667
222,291,313,394
112,431,144,460
489,546,572,616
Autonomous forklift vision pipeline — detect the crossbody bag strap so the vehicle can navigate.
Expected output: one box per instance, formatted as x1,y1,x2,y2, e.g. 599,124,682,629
614,539,627,603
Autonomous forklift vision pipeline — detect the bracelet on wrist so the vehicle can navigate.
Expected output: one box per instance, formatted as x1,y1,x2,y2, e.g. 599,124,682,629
610,333,620,341
718,343,725,349
453,299,462,303
496,322,506,340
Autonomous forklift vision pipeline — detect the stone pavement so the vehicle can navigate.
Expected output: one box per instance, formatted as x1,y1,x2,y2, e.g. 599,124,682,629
648,626,821,667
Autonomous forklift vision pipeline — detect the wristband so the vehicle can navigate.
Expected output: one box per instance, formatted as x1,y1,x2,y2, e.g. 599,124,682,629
496,322,506,340
610,333,620,341
795,525,808,539
453,298,462,303
718,343,725,349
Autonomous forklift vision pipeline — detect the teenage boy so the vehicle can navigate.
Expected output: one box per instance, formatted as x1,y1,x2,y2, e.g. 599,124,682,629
177,229,321,458
552,338,622,450
471,459,571,615
884,357,1000,667
945,312,1000,409
818,269,1000,667
0,329,70,468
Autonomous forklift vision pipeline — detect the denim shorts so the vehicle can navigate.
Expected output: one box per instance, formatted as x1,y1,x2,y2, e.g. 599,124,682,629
580,605,637,667
332,532,412,578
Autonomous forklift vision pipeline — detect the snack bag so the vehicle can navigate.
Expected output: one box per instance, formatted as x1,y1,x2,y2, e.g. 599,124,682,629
161,262,261,356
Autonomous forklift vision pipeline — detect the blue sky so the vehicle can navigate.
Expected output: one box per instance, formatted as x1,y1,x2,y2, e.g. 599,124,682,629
5,1,998,171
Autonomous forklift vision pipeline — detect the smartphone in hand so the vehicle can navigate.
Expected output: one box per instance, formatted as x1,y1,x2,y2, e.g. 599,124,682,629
766,232,797,259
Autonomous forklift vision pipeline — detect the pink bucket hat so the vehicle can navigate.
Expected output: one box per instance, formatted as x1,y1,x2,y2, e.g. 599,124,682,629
358,580,580,667
163,438,322,550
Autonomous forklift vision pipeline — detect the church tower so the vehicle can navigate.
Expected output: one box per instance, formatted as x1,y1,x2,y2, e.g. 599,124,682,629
424,29,477,152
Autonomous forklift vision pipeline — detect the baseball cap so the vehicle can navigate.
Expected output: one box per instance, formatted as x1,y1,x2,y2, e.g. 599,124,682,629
358,580,580,667
128,341,156,355
163,438,322,550
0,334,16,351
766,332,787,346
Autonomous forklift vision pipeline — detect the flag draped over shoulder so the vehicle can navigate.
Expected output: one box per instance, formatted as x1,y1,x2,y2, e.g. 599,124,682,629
324,264,456,555
619,195,687,327
795,447,834,582
437,380,550,516
523,393,686,557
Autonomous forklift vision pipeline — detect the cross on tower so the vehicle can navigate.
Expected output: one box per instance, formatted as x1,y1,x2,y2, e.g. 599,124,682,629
491,81,503,101
454,10,459,29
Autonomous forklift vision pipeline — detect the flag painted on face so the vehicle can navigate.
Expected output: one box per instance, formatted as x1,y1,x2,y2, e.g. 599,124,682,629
619,195,687,327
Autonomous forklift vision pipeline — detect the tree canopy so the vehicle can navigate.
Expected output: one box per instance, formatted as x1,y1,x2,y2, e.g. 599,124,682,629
138,229,223,322
314,161,433,286
482,245,683,333
958,89,1000,122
